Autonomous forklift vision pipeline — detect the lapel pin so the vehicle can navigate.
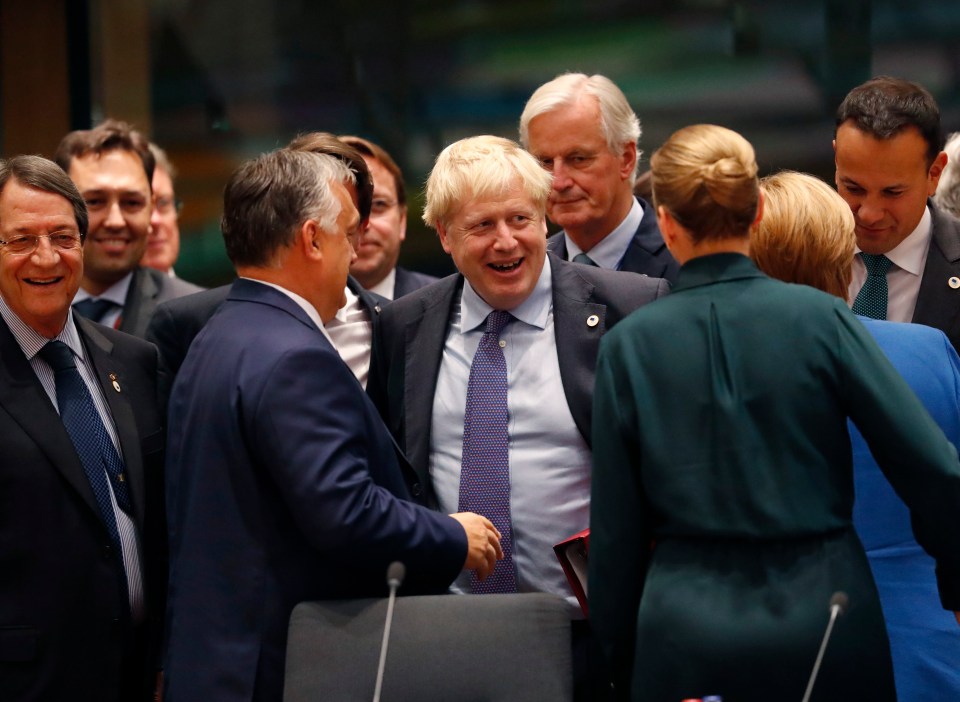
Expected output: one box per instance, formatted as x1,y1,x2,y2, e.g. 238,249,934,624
109,373,121,393
587,314,600,328
949,276,960,290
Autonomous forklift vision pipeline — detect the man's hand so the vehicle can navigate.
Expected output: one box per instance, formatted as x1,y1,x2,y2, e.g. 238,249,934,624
450,512,503,580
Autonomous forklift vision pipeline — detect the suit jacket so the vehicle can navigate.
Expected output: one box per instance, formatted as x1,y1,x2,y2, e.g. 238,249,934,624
393,265,438,298
0,315,164,701
146,276,383,411
851,319,960,701
913,201,960,354
118,266,204,340
162,279,466,702
546,196,680,283
368,252,669,507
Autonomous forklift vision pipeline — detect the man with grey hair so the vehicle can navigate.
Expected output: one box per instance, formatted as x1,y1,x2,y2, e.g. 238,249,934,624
163,148,502,702
369,135,668,700
934,131,960,219
520,73,679,282
144,142,183,276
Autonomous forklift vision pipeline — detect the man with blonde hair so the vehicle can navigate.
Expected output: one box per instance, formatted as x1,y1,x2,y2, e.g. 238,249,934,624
369,135,667,699
520,73,678,281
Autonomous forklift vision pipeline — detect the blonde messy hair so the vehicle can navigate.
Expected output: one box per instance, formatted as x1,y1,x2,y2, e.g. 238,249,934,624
753,171,856,299
422,135,551,230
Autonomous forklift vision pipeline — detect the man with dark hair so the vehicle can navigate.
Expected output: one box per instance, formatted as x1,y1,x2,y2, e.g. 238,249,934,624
162,148,501,702
54,120,202,338
144,143,183,276
339,135,437,298
148,133,386,406
0,155,164,700
834,75,960,353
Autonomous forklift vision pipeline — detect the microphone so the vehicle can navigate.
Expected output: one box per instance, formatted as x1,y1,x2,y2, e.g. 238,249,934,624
800,591,848,702
373,561,405,702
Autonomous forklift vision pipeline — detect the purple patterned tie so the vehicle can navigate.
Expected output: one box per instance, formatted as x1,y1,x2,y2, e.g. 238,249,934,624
459,309,517,593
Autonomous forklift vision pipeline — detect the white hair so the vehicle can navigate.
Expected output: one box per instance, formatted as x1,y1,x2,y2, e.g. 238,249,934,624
519,72,642,184
934,131,960,218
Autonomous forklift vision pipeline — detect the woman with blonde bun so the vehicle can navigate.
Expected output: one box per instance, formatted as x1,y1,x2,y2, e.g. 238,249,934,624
588,125,960,702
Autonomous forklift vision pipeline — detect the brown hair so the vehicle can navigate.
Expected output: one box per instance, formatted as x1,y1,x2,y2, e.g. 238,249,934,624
286,132,373,221
339,135,406,207
651,124,759,242
53,119,155,186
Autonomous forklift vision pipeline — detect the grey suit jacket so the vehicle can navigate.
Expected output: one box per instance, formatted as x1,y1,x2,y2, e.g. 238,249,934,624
0,315,164,701
119,266,204,339
913,201,960,355
368,252,669,507
546,196,680,283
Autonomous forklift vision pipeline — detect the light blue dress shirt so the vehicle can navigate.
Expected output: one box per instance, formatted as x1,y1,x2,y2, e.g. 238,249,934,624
429,256,591,616
563,196,643,270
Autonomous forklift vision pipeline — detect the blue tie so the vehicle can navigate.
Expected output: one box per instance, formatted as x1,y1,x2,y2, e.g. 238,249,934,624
459,310,517,593
38,341,132,593
851,253,893,320
73,298,118,323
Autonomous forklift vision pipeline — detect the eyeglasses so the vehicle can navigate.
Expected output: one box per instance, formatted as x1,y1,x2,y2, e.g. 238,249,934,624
370,198,398,216
0,233,83,256
154,196,183,216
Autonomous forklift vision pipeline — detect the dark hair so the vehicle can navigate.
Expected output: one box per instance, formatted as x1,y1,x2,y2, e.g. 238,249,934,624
338,135,407,207
286,132,373,221
0,155,89,239
53,118,155,187
221,149,354,268
835,76,942,165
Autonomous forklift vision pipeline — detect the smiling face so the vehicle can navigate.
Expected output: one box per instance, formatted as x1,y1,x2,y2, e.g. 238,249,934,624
437,182,546,311
525,97,636,249
350,156,406,288
68,149,152,294
834,121,946,255
0,179,84,337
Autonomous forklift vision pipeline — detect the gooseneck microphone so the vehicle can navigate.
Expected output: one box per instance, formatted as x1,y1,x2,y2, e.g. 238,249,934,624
800,591,849,702
373,561,406,702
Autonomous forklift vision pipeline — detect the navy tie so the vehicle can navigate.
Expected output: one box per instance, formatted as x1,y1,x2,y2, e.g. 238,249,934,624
38,341,132,592
459,310,517,593
572,252,598,267
851,253,893,320
73,298,118,323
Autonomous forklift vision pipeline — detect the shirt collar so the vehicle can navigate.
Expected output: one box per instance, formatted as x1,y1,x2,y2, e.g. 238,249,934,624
241,277,336,347
854,204,932,276
460,254,553,333
73,270,133,306
367,267,396,300
563,197,642,269
0,293,84,361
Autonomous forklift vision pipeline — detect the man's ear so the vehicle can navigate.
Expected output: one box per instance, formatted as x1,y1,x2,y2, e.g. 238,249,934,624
619,142,638,181
928,150,948,194
301,220,323,260
436,221,453,254
752,189,765,228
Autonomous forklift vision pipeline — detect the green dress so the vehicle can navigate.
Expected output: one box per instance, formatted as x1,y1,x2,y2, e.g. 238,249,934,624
589,254,960,702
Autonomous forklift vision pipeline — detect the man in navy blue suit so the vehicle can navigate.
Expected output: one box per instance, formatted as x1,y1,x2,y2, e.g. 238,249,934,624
520,73,679,283
162,148,502,702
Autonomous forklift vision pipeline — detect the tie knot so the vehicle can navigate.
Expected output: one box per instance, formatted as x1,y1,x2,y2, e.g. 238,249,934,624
860,252,892,276
38,340,77,372
485,310,512,336
572,252,598,267
73,298,117,323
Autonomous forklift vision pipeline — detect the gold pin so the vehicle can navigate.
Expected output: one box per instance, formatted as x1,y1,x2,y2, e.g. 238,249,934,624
587,314,600,328
118,473,126,483
109,373,121,393
949,276,960,290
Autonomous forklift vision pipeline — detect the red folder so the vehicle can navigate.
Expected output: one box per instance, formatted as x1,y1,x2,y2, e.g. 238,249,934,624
553,528,590,618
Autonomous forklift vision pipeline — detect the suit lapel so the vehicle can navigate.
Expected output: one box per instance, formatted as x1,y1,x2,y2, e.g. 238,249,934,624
403,276,461,484
119,266,159,337
914,204,960,338
0,318,104,519
77,318,148,526
550,256,606,446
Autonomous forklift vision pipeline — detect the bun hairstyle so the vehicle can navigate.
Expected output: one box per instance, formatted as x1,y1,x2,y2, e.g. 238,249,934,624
651,124,760,242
